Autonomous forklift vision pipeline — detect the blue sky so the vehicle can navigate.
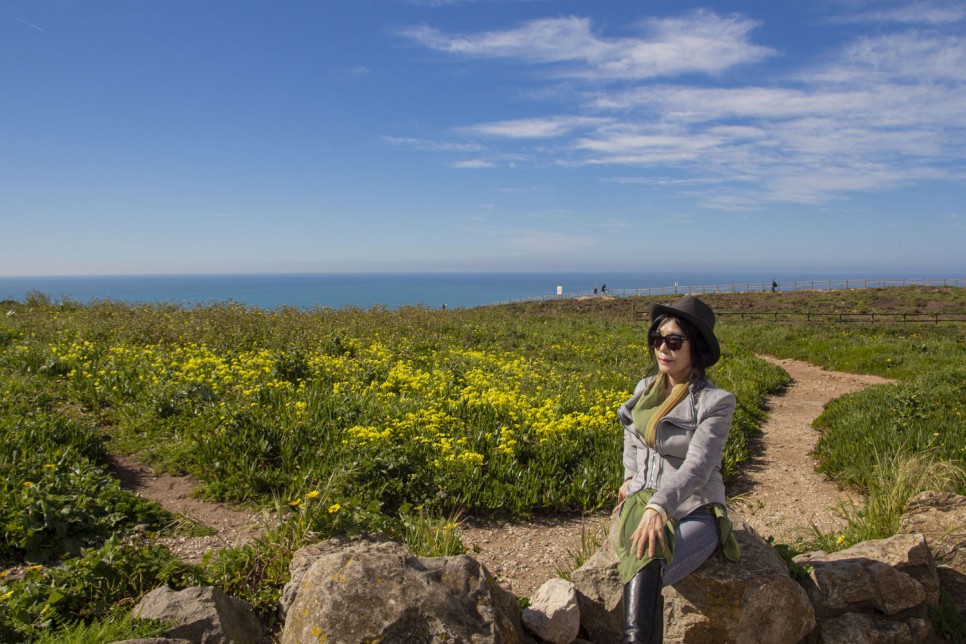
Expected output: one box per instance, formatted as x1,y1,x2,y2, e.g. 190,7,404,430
2,0,964,276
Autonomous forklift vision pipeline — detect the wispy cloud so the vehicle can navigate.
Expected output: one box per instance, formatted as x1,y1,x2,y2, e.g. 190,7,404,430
829,1,966,26
10,13,43,31
450,159,496,168
381,135,481,152
400,5,966,206
459,116,610,138
400,11,774,80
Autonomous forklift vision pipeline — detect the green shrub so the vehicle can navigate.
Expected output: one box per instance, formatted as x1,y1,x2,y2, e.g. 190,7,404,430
0,537,200,641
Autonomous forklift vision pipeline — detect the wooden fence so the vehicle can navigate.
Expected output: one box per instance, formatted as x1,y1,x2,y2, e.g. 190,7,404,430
493,277,965,305
630,310,966,324
717,311,966,324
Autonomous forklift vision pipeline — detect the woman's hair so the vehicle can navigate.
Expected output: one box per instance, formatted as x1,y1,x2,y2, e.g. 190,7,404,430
647,314,716,382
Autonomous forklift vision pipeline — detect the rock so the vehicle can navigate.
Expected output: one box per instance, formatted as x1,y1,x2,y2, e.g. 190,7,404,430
794,534,940,643
571,511,815,643
794,555,925,619
664,514,815,643
279,536,356,619
899,491,966,614
817,533,939,605
521,578,580,644
131,586,267,644
280,538,532,644
794,534,935,618
817,612,932,644
570,544,623,642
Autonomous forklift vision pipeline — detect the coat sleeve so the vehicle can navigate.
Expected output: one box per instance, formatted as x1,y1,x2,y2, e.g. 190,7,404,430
620,377,651,483
647,388,736,517
623,425,639,482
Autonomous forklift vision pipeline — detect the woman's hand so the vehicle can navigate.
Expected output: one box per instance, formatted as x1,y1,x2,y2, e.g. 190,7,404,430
614,479,632,513
630,507,666,560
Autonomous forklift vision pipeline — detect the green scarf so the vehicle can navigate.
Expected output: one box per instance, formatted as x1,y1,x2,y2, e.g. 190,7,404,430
629,373,690,447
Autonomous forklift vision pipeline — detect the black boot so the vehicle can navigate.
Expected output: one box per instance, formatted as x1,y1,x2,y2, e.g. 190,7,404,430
622,559,664,643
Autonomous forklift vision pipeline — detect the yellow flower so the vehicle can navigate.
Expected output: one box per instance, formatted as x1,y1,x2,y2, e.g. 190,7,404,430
305,490,320,500
327,503,341,514
26,565,43,572
836,535,846,545
288,498,302,507
0,591,13,602
22,481,34,488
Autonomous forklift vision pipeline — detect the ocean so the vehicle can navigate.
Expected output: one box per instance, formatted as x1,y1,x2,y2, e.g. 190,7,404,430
0,271,958,311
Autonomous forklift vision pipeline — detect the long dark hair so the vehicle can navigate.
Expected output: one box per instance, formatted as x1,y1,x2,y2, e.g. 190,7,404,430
647,314,716,383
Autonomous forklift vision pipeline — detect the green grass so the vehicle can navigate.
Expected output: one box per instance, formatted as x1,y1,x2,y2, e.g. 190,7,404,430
1,285,963,635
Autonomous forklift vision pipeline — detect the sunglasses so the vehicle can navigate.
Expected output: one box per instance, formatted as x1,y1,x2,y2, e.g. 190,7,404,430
649,332,688,351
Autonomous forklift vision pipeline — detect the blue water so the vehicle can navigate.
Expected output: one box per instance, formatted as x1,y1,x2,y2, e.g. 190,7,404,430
0,272,958,310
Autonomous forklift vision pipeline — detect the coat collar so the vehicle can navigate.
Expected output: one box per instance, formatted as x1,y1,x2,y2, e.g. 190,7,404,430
619,376,700,427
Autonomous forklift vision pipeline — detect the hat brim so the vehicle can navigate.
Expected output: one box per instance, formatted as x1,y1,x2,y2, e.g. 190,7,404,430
648,302,721,367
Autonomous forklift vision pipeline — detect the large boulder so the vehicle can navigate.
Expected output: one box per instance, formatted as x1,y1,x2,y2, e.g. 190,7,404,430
794,534,939,642
571,511,815,643
280,537,531,644
899,491,966,614
798,533,939,606
131,586,267,644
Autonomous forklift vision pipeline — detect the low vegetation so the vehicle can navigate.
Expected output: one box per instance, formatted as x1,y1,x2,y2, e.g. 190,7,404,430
1,285,963,640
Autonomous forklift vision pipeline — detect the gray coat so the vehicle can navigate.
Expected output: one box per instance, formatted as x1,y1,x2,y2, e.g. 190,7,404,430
618,375,736,521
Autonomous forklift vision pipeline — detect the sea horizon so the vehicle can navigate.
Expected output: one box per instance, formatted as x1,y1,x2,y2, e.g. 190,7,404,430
1,270,961,311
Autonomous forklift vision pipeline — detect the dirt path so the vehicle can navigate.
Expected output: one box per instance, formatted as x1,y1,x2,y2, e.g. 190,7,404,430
728,356,893,544
109,454,267,562
112,356,893,597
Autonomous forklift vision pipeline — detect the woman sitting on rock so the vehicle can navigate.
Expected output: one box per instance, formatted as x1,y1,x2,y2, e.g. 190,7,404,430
615,295,740,643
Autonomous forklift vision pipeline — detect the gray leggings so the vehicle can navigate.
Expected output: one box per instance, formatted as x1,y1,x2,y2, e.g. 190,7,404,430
660,507,718,587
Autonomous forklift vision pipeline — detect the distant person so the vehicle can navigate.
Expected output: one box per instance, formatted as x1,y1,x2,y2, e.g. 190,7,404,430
601,283,607,295
594,287,599,296
614,295,739,642
771,280,778,293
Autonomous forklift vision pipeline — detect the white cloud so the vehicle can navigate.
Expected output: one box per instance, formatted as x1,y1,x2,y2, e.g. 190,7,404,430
830,1,966,26
403,9,966,207
450,159,496,168
460,116,610,138
381,135,482,152
400,11,774,80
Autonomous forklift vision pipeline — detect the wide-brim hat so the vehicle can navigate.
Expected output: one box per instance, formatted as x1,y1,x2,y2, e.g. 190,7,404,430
647,294,721,366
